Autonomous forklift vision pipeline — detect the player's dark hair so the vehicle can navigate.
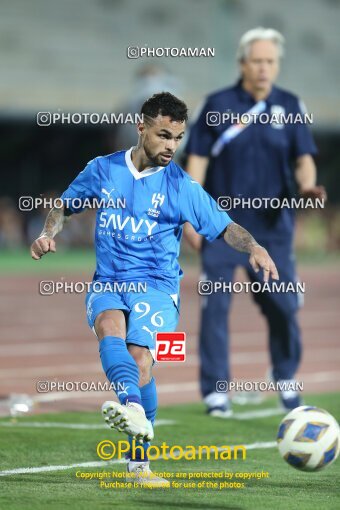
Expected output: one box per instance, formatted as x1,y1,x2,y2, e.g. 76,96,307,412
141,92,188,123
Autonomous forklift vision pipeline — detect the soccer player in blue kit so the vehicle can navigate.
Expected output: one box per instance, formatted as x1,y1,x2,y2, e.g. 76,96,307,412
30,92,278,486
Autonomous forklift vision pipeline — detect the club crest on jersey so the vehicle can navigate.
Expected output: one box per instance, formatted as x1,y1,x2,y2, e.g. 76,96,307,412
148,193,165,218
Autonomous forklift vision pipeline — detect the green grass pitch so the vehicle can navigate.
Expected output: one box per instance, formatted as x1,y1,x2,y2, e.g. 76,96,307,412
0,393,339,510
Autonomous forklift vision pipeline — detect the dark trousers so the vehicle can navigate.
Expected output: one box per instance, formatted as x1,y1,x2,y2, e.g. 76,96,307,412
199,237,302,398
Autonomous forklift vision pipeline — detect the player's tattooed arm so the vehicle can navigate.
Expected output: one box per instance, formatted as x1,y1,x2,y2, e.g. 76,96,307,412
41,205,68,238
223,223,279,282
30,206,69,260
223,222,258,253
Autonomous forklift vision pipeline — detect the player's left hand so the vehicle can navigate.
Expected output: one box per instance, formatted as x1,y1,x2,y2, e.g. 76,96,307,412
299,185,327,203
249,245,279,282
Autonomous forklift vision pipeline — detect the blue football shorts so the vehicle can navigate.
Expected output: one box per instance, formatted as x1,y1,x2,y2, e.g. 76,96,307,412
85,283,180,361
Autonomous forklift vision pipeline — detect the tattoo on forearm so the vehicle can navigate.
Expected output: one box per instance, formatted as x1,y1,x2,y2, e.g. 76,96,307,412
223,223,258,253
40,207,66,238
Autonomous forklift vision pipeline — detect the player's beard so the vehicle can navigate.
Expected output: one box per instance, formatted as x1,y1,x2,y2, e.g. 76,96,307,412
144,143,172,167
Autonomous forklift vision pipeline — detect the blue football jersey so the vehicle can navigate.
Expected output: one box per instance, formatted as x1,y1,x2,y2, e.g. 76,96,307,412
60,148,233,294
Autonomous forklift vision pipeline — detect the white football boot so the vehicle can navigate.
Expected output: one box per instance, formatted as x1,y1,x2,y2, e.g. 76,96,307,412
126,461,170,488
101,401,154,442
204,391,233,418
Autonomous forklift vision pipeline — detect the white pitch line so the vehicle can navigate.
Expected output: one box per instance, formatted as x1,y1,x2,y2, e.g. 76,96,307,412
33,390,109,403
232,409,285,420
28,372,340,404
0,459,125,476
0,408,286,427
31,382,199,403
0,441,277,477
0,419,176,430
232,441,276,451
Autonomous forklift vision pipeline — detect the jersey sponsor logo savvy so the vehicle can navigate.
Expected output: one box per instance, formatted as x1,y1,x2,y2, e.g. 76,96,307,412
98,212,158,237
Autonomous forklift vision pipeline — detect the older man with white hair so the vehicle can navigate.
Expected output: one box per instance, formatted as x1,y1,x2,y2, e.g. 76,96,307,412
185,28,326,416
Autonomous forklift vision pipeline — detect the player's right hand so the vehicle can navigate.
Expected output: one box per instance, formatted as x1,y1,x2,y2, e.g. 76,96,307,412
30,235,56,260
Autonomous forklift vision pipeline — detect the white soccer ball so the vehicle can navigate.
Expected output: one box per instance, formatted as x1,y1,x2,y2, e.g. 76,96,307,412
277,405,340,471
